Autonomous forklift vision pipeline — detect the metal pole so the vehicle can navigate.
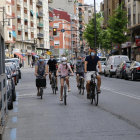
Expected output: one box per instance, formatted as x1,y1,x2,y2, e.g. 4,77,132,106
5,74,8,115
94,0,96,49
131,27,132,60
22,25,24,67
71,19,73,64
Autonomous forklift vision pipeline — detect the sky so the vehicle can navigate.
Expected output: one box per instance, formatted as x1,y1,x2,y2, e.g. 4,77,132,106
84,0,103,12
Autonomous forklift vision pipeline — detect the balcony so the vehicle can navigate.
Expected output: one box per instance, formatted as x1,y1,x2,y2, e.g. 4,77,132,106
36,0,42,7
24,25,28,29
80,31,83,35
24,2,27,8
24,13,28,18
49,16,53,22
40,44,44,47
78,3,82,6
18,11,21,16
49,26,53,31
49,6,53,13
48,0,53,3
49,36,54,40
72,38,76,41
25,36,28,40
88,8,92,11
31,28,34,32
89,13,92,17
30,4,33,9
37,23,43,28
38,11,43,17
79,11,82,15
50,46,54,49
37,33,44,38
79,24,83,28
30,16,33,21
17,0,20,4
18,35,22,40
79,18,83,22
18,23,21,28
80,37,83,41
138,13,140,23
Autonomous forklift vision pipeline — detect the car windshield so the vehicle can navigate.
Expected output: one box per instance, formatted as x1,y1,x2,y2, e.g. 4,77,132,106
99,58,106,61
5,59,19,67
114,58,121,64
126,62,131,67
56,58,60,62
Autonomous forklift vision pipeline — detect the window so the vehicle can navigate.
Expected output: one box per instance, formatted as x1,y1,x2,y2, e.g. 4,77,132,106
114,58,121,64
8,19,10,26
8,6,10,13
121,57,128,62
9,32,11,38
54,41,60,46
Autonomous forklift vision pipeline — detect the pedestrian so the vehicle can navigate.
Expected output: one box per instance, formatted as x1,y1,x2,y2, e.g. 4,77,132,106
30,60,32,67
32,61,34,68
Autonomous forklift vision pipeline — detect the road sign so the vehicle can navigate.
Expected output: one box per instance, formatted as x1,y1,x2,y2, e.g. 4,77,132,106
98,53,101,56
61,29,65,33
47,51,52,55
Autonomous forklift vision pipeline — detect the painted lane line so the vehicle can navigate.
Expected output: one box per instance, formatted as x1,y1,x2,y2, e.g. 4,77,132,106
101,86,140,100
10,128,17,140
14,102,18,106
17,93,38,97
14,108,18,113
16,92,18,96
12,117,17,123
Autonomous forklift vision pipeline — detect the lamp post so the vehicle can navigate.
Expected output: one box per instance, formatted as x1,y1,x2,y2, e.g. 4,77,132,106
94,0,96,49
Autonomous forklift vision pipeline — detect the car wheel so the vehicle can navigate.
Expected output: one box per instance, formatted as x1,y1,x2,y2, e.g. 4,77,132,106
109,71,112,78
124,73,128,80
104,71,107,77
8,96,13,110
12,89,16,102
116,71,119,78
119,72,123,79
132,73,136,81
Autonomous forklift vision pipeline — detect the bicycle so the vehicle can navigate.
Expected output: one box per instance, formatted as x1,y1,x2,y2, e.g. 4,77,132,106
88,71,99,106
51,71,57,94
36,75,46,99
78,76,84,95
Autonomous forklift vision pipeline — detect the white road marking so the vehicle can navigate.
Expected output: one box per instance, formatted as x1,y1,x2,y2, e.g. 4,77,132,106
101,86,140,100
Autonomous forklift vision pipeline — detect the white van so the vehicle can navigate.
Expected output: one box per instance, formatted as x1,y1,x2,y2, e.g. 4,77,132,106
104,55,129,77
97,57,107,73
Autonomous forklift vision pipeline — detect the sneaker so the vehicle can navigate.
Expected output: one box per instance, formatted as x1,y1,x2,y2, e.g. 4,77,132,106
98,90,101,94
87,94,90,99
77,84,80,87
50,81,52,85
56,87,58,91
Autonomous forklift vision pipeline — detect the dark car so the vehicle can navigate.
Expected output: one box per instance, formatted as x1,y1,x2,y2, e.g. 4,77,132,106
67,62,74,72
5,66,13,110
116,61,132,79
5,65,16,101
125,61,140,81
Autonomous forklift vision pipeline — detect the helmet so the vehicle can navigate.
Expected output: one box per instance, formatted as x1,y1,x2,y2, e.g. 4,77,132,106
61,57,67,62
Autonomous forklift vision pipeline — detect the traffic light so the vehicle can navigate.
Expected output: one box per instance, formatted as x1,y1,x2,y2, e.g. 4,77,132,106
34,38,37,44
53,28,57,36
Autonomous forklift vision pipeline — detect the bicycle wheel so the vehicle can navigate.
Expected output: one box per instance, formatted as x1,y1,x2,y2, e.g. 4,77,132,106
78,79,81,94
40,88,43,99
52,78,54,94
90,83,94,104
64,85,67,105
93,84,98,106
81,79,84,95
54,78,56,94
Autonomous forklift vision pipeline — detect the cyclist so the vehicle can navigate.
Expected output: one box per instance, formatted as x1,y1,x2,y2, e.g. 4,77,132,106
35,55,47,96
74,56,85,87
47,55,58,91
84,48,102,99
56,57,74,101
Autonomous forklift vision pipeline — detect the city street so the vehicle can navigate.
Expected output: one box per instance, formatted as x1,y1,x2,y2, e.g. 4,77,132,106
3,68,140,140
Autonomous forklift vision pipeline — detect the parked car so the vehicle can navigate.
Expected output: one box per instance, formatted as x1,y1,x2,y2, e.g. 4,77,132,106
104,55,129,77
116,61,132,79
97,57,107,73
5,58,21,79
5,64,16,101
124,61,140,81
5,66,13,110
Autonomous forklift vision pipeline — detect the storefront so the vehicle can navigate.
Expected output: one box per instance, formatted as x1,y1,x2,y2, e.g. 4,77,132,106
134,36,140,61
121,42,131,59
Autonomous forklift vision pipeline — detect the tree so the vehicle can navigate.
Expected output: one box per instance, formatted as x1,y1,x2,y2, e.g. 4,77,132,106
107,2,128,54
83,13,102,48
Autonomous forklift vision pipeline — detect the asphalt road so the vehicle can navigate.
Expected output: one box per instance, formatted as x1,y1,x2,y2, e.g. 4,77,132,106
3,68,140,140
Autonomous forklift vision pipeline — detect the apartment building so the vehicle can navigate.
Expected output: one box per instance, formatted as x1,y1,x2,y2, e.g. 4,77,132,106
84,4,94,24
49,9,71,58
0,0,15,58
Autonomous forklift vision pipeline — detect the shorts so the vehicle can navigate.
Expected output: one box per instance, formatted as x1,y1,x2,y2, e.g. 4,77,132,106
76,72,84,77
49,70,56,77
60,75,69,79
86,71,99,81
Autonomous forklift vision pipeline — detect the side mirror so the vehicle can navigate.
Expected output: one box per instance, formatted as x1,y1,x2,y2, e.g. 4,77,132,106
7,75,11,79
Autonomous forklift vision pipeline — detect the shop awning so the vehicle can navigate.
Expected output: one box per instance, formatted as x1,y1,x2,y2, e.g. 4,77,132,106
14,53,26,60
12,31,17,38
30,10,34,15
33,55,39,58
24,19,28,21
32,52,37,55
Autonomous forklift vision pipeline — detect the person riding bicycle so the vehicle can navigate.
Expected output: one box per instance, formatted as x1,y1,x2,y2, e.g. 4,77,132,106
35,56,47,96
56,57,74,101
47,55,58,91
84,48,102,99
74,56,85,87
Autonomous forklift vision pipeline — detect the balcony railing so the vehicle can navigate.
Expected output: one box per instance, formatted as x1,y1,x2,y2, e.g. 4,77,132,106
48,0,53,3
138,13,140,23
18,11,21,16
79,11,82,15
30,16,33,20
37,23,43,27
49,36,54,40
24,25,28,29
37,33,44,38
18,35,22,40
18,23,21,28
38,11,43,17
24,2,27,7
36,0,42,7
49,26,53,30
79,18,83,22
17,0,20,4
25,36,28,40
24,13,28,18
79,24,83,28
40,44,44,47
50,46,54,49
128,21,131,27
49,16,53,21
49,6,53,12
31,28,34,32
30,4,33,9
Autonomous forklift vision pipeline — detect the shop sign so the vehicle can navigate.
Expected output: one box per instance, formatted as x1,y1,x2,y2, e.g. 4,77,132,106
26,52,31,55
126,42,131,47
46,51,52,55
36,50,42,55
14,49,19,53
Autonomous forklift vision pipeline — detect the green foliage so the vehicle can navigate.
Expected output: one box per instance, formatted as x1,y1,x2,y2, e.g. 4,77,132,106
83,13,102,48
107,2,128,48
